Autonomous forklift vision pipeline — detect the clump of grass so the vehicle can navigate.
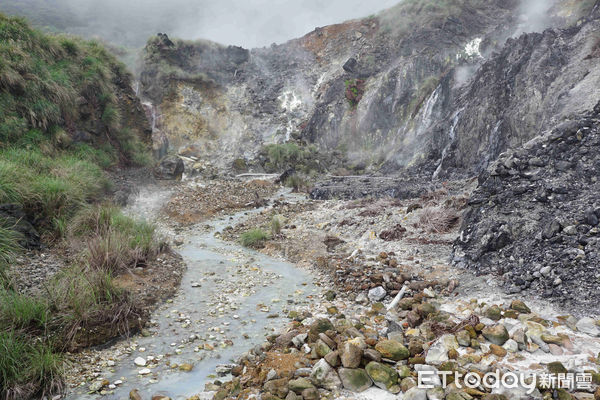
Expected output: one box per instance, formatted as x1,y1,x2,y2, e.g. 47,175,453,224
261,142,322,174
0,219,21,284
418,206,460,233
70,204,159,272
0,148,111,235
0,289,48,332
240,229,270,249
46,267,141,349
0,331,64,400
271,216,282,235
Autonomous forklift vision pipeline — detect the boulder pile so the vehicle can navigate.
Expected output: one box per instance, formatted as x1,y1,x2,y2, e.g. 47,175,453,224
205,287,600,400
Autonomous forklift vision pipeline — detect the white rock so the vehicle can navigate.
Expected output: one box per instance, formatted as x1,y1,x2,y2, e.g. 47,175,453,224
310,358,342,390
576,317,600,336
503,339,519,353
355,292,369,305
368,286,387,302
414,364,441,386
403,387,428,400
425,342,447,364
266,369,277,381
292,333,308,348
134,357,146,367
424,334,458,365
138,368,151,375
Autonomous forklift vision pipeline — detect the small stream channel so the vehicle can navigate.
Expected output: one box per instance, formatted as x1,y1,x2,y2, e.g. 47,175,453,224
68,185,319,400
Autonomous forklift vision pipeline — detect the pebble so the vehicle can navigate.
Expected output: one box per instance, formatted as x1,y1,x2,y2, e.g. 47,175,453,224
134,357,146,367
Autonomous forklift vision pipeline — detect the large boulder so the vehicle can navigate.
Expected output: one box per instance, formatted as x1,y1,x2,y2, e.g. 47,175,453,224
338,368,373,392
154,155,184,180
310,358,342,390
365,361,399,391
374,340,409,361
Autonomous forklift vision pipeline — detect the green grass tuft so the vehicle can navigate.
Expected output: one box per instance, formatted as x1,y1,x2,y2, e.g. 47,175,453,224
0,331,63,400
240,229,270,249
0,289,48,332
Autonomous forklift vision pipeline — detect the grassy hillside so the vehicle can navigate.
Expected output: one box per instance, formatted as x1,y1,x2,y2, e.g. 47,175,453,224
0,14,158,399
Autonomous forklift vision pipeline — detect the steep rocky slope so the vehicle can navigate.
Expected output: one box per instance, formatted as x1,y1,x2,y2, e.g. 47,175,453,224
433,3,600,178
454,101,600,312
140,0,599,176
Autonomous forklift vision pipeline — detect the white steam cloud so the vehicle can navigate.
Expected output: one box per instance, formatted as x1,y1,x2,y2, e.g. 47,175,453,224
1,0,401,48
514,0,556,36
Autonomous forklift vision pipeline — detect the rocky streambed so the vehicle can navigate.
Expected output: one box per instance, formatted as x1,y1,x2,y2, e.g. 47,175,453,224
65,183,319,399
64,177,600,400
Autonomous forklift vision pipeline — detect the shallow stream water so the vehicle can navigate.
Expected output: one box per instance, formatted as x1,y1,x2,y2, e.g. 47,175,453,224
67,185,318,399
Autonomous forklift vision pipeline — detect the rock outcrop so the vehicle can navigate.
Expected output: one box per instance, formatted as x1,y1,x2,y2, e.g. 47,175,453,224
454,101,600,312
139,1,599,177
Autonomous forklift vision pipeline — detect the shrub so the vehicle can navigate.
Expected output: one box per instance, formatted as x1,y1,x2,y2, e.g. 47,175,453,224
0,219,21,286
284,175,308,192
71,204,156,251
240,229,270,248
345,79,366,108
418,206,459,233
46,266,140,347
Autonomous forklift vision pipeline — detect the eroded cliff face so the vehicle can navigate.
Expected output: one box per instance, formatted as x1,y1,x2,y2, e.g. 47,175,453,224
139,0,599,175
433,9,600,178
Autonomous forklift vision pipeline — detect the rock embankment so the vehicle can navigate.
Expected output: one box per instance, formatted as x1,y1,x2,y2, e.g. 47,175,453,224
206,286,600,400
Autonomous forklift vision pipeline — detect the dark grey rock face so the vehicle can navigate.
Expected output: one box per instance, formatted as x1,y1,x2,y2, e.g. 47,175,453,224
309,175,438,201
140,2,599,179
432,14,600,178
453,102,600,312
153,155,184,180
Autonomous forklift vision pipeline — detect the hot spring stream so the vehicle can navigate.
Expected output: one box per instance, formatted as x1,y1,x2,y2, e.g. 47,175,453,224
67,185,319,399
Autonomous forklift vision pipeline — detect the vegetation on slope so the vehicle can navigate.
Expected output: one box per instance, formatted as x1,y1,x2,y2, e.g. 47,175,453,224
0,14,157,399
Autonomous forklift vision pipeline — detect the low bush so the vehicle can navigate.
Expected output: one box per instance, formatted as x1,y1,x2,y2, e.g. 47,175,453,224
0,219,21,285
70,204,158,268
261,142,321,174
0,289,48,332
46,267,140,347
284,175,309,192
